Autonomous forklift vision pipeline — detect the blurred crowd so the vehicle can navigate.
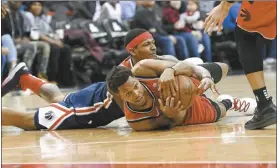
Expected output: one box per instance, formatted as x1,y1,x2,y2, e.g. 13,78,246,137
1,1,276,88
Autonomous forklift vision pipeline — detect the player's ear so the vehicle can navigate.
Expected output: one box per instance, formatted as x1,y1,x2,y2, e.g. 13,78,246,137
129,48,136,56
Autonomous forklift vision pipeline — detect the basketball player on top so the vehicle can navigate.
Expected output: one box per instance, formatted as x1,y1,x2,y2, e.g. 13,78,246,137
204,1,276,129
1,29,253,131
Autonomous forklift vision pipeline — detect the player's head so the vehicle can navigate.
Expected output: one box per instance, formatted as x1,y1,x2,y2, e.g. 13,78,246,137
106,66,147,106
124,28,156,60
187,0,199,12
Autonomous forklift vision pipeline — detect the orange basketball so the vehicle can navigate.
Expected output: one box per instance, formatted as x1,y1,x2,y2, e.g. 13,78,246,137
175,75,198,110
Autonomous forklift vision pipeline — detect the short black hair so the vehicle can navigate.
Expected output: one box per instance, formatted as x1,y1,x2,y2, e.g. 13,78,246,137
26,1,44,11
124,28,148,47
106,66,133,94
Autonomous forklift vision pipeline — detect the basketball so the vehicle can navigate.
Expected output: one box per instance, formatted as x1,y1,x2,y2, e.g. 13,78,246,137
175,75,198,110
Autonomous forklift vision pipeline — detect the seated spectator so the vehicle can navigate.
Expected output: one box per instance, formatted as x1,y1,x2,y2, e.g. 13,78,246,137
1,34,17,71
1,47,9,74
133,1,189,60
97,1,122,24
24,1,73,86
6,1,50,81
120,1,136,21
181,0,212,62
162,1,200,59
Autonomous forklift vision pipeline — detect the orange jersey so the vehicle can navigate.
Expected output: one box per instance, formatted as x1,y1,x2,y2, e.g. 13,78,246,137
119,56,133,69
237,1,276,40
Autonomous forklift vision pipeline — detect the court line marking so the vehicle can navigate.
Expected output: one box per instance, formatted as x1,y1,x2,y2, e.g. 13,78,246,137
2,161,277,164
2,135,276,150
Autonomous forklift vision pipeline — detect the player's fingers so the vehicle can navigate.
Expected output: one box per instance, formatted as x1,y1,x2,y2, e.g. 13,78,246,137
204,13,212,27
217,18,224,32
211,84,216,93
204,16,215,33
158,99,165,110
175,101,182,109
173,80,178,91
166,83,171,97
204,82,210,91
208,20,218,35
165,97,170,107
170,83,176,97
179,105,185,111
198,81,205,89
170,97,175,108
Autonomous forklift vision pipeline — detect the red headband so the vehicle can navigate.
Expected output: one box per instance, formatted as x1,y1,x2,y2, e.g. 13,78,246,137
126,32,153,52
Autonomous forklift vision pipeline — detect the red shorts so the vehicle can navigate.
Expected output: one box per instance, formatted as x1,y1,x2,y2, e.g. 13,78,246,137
183,78,220,125
183,95,219,125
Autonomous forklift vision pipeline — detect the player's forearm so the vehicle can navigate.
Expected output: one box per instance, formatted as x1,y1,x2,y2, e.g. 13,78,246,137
170,61,211,80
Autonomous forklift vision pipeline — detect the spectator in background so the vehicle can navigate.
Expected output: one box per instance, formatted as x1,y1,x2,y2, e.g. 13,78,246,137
97,1,122,24
133,1,189,60
120,1,136,21
6,1,50,80
1,34,17,72
162,1,200,59
24,1,73,86
181,0,212,62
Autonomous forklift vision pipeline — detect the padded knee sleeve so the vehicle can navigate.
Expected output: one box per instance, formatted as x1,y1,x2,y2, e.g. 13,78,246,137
198,63,222,84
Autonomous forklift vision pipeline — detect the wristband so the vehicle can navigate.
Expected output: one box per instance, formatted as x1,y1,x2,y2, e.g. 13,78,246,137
167,67,176,74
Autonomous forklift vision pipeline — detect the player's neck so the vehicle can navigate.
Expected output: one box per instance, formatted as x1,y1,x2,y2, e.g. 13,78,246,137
128,92,153,111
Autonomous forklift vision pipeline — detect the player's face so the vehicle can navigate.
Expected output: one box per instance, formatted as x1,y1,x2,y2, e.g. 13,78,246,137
187,1,197,12
30,2,43,16
132,38,157,60
118,76,147,106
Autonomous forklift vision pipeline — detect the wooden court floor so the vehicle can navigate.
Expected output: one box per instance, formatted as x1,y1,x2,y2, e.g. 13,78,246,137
2,72,276,167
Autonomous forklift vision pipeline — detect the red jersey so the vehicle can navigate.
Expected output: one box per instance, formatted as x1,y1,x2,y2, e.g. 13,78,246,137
119,56,133,69
237,1,276,40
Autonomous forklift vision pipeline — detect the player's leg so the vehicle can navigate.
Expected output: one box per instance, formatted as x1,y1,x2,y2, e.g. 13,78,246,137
2,107,36,130
235,26,276,130
1,62,64,103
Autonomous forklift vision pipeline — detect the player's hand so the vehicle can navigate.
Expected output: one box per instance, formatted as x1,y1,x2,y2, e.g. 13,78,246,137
158,68,178,99
158,97,185,118
198,77,218,94
204,2,231,35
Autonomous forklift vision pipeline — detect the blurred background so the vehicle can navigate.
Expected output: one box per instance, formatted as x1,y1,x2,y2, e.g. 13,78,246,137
1,0,276,90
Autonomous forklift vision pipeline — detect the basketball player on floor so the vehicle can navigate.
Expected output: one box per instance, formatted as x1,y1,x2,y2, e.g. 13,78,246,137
204,1,276,129
1,29,252,131
106,61,256,131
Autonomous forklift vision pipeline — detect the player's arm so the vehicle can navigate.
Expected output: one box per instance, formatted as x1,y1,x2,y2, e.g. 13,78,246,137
132,59,211,79
128,115,172,131
156,55,179,63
